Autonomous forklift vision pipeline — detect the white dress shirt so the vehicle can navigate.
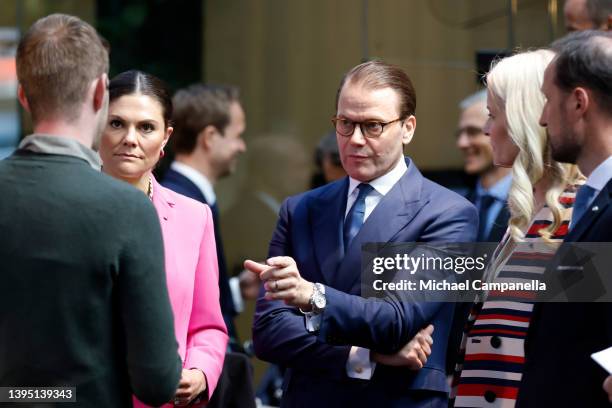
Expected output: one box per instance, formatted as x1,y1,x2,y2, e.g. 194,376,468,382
582,155,612,209
170,161,216,205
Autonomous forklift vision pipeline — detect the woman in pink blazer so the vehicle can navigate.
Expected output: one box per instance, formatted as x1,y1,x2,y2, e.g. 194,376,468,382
99,70,228,407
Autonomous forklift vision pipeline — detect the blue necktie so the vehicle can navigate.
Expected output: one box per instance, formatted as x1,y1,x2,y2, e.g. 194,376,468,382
344,183,374,248
571,184,597,230
477,194,496,242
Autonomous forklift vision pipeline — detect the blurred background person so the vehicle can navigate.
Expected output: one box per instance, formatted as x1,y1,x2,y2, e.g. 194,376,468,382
1,14,181,407
564,0,612,31
222,134,311,407
453,49,582,407
161,84,246,348
456,90,511,243
311,130,346,189
99,70,228,407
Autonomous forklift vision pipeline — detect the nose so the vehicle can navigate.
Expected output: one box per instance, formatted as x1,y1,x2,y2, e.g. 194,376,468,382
237,137,247,153
539,108,547,128
348,124,367,145
123,126,138,146
483,119,492,136
456,132,469,149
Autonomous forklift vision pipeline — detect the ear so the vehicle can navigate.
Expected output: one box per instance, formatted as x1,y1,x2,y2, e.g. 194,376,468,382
197,125,219,150
572,87,590,117
162,126,173,150
17,85,30,112
401,115,416,145
93,73,108,113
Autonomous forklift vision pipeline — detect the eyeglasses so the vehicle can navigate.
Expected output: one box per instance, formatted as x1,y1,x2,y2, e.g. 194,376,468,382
455,126,484,138
331,117,403,138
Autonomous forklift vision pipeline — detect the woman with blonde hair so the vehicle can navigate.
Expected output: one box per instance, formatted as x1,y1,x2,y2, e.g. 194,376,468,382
452,49,583,407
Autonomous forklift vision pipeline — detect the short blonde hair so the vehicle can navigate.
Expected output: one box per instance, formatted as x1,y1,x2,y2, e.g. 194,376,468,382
16,14,109,123
486,49,581,241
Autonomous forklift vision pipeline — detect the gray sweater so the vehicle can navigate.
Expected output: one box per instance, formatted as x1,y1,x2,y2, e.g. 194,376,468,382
0,142,181,407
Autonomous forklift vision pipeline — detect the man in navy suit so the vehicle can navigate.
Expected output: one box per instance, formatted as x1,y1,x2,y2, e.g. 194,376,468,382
517,30,612,407
247,61,478,407
162,84,247,344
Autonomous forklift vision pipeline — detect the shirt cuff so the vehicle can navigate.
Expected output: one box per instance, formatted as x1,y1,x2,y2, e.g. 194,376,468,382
228,276,244,313
346,346,376,380
304,311,322,332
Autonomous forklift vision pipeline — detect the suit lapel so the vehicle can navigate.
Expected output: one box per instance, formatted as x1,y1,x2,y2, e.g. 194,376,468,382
336,159,427,292
310,179,348,286
151,177,179,282
565,180,612,242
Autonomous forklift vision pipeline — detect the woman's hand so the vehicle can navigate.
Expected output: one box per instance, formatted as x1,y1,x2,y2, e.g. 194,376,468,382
371,325,434,369
173,368,207,406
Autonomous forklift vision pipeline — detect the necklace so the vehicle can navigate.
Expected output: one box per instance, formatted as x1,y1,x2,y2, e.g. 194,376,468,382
147,176,153,201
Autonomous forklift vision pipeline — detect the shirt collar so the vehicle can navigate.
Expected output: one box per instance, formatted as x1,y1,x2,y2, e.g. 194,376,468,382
170,161,216,204
19,134,101,170
347,156,408,197
585,155,612,192
476,172,512,201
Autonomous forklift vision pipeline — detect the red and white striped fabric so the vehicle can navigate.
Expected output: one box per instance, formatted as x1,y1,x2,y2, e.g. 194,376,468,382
452,185,577,407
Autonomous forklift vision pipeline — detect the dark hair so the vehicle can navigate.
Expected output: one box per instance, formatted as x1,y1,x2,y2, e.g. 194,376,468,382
335,60,416,118
16,13,109,123
551,30,612,115
586,0,612,26
108,70,173,127
171,84,241,154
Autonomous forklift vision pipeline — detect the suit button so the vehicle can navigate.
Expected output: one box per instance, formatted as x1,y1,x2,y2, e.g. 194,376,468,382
355,366,363,374
490,336,502,349
484,390,496,403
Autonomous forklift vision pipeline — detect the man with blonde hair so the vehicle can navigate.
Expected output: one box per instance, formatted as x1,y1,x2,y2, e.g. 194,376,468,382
0,14,181,406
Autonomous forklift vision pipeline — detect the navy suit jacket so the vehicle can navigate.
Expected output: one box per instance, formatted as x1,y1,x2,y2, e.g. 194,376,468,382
162,167,238,339
517,179,612,408
253,158,478,408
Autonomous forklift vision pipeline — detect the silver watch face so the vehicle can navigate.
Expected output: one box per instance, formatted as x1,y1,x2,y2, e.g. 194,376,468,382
313,292,326,309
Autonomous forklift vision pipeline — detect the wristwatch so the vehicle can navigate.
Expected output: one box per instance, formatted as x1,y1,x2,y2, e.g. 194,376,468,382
310,283,326,314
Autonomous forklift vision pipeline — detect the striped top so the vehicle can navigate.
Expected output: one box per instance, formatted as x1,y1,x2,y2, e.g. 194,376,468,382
452,185,577,407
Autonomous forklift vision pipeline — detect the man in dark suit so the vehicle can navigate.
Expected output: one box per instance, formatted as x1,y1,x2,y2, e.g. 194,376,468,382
517,30,612,407
0,14,181,406
456,90,511,243
247,61,478,407
162,84,247,344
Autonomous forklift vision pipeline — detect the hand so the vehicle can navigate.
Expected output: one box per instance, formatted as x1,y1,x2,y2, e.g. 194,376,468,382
173,368,207,406
603,375,612,402
371,325,434,369
244,257,314,309
239,268,261,300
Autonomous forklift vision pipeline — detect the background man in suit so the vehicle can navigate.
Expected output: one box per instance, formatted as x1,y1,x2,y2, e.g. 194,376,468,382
247,60,478,407
564,0,611,31
456,90,511,243
517,30,612,407
162,84,247,346
0,14,181,406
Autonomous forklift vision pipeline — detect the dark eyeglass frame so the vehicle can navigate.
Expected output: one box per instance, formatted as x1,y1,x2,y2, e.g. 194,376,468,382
455,125,484,139
331,117,404,138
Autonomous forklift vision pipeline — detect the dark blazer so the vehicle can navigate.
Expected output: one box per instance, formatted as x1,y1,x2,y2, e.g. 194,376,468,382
0,150,181,407
465,188,510,243
253,158,478,408
517,179,612,407
162,167,238,340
